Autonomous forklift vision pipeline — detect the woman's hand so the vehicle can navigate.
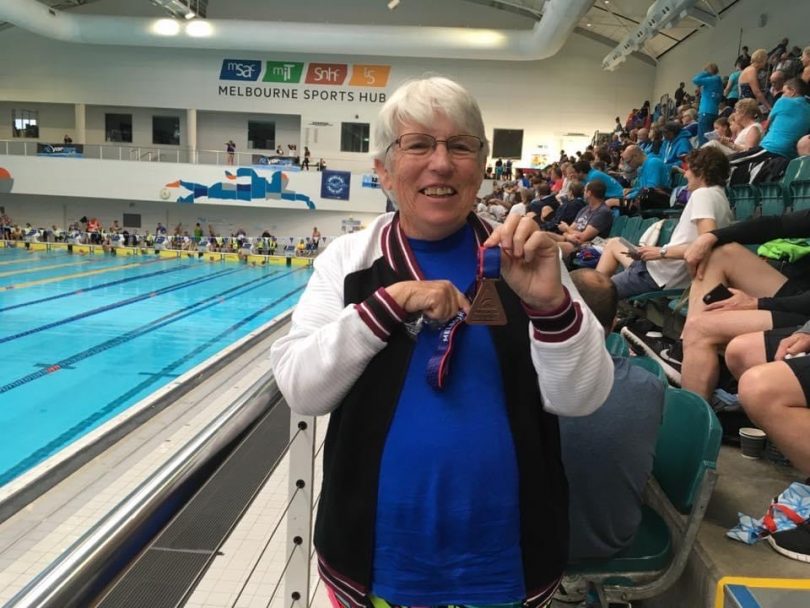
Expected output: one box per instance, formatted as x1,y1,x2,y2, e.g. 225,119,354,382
703,287,758,312
483,213,565,311
385,280,470,323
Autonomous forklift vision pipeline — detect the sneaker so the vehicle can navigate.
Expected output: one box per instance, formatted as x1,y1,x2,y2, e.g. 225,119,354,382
658,341,683,371
620,326,682,385
767,520,810,563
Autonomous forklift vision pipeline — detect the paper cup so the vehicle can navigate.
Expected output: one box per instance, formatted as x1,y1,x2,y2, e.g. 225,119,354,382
739,427,766,459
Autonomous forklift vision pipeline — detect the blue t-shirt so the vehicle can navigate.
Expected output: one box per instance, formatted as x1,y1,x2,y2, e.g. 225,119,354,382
761,95,810,158
726,70,741,100
626,156,671,200
586,168,624,199
373,224,524,605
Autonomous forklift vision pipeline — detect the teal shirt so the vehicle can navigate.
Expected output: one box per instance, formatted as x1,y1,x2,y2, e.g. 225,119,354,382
626,156,671,200
761,96,810,158
586,168,624,199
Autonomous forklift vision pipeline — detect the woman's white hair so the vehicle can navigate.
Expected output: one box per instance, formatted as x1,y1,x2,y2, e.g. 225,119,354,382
371,76,490,163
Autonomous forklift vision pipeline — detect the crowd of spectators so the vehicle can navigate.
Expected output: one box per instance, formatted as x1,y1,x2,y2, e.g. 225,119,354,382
0,215,324,258
470,36,810,565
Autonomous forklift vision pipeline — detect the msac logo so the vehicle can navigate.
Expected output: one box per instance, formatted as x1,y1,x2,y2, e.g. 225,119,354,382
220,59,262,81
326,174,346,195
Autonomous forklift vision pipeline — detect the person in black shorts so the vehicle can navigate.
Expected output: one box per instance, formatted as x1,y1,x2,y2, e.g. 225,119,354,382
722,321,810,478
679,209,810,398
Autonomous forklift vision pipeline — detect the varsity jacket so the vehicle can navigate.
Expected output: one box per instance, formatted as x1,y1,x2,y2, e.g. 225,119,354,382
270,212,614,608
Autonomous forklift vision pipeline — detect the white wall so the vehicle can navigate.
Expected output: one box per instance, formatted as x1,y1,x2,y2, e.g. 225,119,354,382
0,24,656,237
0,28,656,166
653,0,810,100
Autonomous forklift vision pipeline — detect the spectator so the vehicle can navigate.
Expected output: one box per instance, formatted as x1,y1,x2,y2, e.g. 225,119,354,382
692,63,724,145
802,46,810,84
725,320,810,485
738,49,771,112
225,140,236,165
276,144,284,155
269,75,612,608
637,127,652,154
494,157,503,180
0,206,12,239
549,180,613,258
769,70,787,104
717,98,733,120
535,181,586,233
613,116,623,133
572,159,624,200
661,121,693,167
707,98,762,156
681,208,810,399
729,78,810,183
596,147,733,299
768,37,790,66
680,108,699,139
736,46,751,70
725,62,742,103
63,134,72,145
674,82,686,107
311,226,321,248
561,268,665,561
620,144,671,211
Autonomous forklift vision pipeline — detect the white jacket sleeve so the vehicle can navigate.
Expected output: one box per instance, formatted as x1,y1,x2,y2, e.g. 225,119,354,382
269,247,406,416
525,262,614,416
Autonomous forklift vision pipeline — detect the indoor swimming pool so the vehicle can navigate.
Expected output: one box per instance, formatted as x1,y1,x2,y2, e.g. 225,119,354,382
0,246,312,488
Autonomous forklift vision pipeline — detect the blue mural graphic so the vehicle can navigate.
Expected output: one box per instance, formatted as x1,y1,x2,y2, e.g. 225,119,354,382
165,168,315,209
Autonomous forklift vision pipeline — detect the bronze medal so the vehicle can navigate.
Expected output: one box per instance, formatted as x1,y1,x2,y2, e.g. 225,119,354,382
466,278,507,325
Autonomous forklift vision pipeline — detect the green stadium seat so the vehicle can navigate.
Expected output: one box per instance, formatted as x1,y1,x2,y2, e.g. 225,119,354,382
606,332,630,357
620,216,642,244
791,180,810,213
564,388,721,607
629,355,668,385
609,214,628,238
728,184,759,220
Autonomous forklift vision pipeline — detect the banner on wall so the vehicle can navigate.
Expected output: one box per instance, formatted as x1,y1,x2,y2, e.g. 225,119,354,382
218,59,391,103
37,143,84,157
321,170,351,201
362,173,381,189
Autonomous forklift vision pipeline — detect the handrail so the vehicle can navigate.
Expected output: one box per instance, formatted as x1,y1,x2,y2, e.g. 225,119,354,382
4,315,293,608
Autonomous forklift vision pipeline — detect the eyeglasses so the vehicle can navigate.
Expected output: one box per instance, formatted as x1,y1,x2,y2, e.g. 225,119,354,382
388,133,484,158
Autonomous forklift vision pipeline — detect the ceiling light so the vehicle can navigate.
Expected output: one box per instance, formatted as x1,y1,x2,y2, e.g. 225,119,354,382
388,0,400,9
185,20,212,37
587,23,592,27
152,18,180,36
184,11,196,19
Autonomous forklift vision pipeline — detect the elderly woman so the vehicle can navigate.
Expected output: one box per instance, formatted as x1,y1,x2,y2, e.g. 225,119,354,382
269,77,613,608
704,98,762,155
595,147,733,299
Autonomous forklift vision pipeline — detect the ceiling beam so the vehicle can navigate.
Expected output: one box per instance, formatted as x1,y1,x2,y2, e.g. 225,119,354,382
574,26,657,66
682,6,717,27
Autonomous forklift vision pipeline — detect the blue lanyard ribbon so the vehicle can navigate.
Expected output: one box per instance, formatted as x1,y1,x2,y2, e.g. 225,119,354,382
425,246,500,390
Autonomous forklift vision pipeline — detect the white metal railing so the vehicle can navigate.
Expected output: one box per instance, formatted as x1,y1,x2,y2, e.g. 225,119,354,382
0,139,374,172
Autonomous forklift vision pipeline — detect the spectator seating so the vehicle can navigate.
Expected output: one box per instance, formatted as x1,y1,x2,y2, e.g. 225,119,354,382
606,332,630,357
727,157,810,218
563,388,721,608
629,356,668,385
727,185,758,220
609,214,628,238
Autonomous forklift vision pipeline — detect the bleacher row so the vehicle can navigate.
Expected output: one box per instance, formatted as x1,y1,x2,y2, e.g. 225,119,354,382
727,155,810,219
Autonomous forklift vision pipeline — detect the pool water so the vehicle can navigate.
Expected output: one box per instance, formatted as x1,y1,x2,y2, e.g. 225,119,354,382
0,247,311,487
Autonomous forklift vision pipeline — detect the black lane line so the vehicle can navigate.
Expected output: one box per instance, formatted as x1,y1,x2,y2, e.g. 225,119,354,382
0,273,305,485
0,259,186,313
0,268,243,345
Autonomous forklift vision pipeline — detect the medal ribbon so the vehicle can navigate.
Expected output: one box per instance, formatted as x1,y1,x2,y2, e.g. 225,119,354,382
425,246,501,390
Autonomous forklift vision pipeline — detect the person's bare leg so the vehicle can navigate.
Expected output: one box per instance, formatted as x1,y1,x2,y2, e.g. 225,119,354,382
687,243,788,317
595,238,633,276
725,331,769,379
681,310,775,398
558,241,576,257
738,362,810,476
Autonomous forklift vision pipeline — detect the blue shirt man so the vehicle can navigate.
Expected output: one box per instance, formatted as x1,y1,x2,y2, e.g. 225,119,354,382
760,81,810,159
622,146,671,201
660,123,693,167
572,160,624,200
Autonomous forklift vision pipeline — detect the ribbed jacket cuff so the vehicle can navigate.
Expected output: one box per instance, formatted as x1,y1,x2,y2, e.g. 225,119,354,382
354,287,407,342
522,288,583,343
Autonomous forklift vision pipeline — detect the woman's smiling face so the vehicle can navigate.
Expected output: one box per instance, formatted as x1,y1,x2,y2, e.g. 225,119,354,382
375,113,485,241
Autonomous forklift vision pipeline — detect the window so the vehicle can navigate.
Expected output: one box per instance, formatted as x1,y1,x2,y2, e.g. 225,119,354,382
123,213,141,228
492,128,524,159
248,121,275,150
12,109,39,138
105,113,133,143
341,122,369,153
153,116,180,145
